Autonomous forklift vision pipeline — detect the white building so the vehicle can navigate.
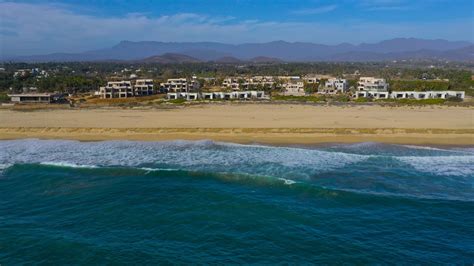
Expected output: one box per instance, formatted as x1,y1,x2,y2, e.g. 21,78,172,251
222,77,245,90
8,93,66,103
355,90,390,99
249,76,275,88
167,92,199,100
134,79,154,96
99,81,134,98
277,76,301,81
168,91,267,101
160,78,199,93
357,77,388,91
390,91,465,100
303,74,333,84
355,90,465,100
283,81,305,96
222,76,275,91
14,69,30,78
320,78,349,94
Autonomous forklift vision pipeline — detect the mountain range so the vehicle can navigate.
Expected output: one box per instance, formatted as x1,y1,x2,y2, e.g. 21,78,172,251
4,38,473,63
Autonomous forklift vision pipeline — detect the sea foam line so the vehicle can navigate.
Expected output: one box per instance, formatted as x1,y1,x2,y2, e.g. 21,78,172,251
40,162,99,169
397,155,474,177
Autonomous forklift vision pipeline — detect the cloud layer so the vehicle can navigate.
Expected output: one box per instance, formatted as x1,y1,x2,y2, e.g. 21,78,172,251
0,1,472,56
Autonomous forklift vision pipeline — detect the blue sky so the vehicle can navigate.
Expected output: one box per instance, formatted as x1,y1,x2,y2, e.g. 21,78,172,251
1,0,473,56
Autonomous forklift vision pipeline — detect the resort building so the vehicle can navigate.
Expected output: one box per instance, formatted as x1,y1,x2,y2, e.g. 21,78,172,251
134,79,154,96
357,77,388,91
249,76,275,88
390,91,465,100
167,92,199,100
99,81,134,98
283,81,305,96
222,76,276,91
13,69,30,78
355,90,465,100
222,77,245,90
167,91,267,101
355,90,390,99
319,78,349,94
8,93,66,103
303,74,334,84
160,78,199,93
277,76,301,81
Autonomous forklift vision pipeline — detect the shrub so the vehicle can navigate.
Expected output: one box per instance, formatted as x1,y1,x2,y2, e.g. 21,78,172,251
380,98,446,105
272,95,325,103
355,97,371,103
0,93,9,103
169,98,187,104
332,95,350,102
445,96,463,102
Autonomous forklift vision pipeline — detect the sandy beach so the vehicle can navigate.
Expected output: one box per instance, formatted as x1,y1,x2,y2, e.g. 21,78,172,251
0,104,473,145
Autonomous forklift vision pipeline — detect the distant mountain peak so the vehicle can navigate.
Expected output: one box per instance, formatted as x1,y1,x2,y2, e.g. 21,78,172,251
140,53,201,63
4,38,473,63
214,56,242,63
249,56,282,63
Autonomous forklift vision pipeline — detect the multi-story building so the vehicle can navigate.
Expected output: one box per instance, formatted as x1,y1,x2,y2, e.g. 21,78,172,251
222,76,275,91
222,77,244,90
357,77,388,91
249,76,275,88
134,79,154,96
160,78,199,93
277,76,301,81
99,81,134,98
283,81,305,96
319,78,349,94
303,74,333,84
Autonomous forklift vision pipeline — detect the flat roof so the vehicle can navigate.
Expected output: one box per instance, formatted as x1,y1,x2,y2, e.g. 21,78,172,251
8,93,62,97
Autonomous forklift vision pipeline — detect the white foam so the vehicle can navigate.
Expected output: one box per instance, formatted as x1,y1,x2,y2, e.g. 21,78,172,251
400,144,469,154
0,139,369,180
278,178,297,185
0,163,12,174
139,167,180,172
40,162,99,169
0,163,12,170
398,155,474,177
2,139,472,179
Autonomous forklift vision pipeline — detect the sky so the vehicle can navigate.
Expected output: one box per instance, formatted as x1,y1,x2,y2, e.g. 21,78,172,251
0,0,473,56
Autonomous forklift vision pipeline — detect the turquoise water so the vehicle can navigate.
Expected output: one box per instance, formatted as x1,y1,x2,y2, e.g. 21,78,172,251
1,139,473,264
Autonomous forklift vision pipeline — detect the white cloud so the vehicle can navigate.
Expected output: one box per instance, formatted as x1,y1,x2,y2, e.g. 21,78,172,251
0,1,472,56
358,0,410,11
291,5,338,15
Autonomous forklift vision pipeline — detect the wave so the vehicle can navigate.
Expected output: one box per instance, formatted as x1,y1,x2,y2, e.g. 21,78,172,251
139,167,180,172
4,160,473,203
40,162,99,169
0,163,12,170
0,139,473,201
278,177,298,185
397,155,474,177
0,139,369,180
0,163,12,174
399,144,470,153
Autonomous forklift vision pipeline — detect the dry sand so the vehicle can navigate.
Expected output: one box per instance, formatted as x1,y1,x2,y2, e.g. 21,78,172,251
0,104,473,145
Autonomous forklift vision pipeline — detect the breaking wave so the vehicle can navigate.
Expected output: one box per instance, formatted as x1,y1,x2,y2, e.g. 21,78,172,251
0,139,472,201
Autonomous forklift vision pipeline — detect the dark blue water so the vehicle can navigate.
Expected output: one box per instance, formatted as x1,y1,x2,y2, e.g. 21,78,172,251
1,140,473,264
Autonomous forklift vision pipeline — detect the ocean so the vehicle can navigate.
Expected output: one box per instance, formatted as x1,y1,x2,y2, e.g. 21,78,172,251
0,139,473,264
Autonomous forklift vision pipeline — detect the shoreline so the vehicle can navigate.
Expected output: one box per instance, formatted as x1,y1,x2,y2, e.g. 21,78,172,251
1,104,472,145
1,127,473,145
